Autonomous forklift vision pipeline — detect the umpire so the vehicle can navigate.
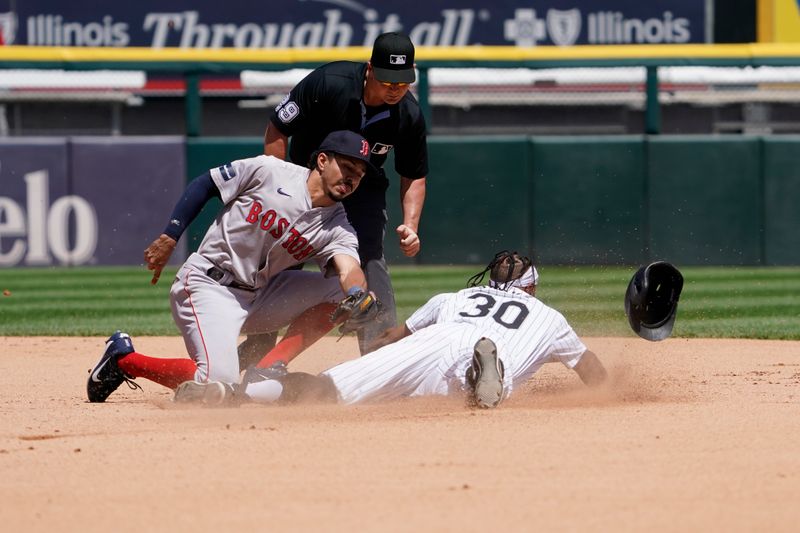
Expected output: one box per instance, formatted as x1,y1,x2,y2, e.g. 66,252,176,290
243,32,428,357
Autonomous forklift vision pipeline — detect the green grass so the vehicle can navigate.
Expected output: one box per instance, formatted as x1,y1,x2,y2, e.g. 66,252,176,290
0,265,798,339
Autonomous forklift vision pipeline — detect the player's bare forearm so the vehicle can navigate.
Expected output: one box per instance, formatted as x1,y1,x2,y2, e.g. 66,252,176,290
264,123,289,159
144,234,177,285
399,176,426,232
364,324,411,353
331,254,368,293
573,350,608,386
398,176,425,257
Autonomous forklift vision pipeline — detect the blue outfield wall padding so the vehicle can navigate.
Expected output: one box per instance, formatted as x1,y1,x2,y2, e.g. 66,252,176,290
71,136,186,266
0,139,69,267
0,137,185,267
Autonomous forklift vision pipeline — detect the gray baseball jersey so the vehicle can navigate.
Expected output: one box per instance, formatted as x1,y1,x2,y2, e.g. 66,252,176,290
170,155,359,383
202,155,359,289
323,285,587,404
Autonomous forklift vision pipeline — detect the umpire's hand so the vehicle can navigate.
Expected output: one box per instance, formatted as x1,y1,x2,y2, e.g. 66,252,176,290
396,224,420,257
144,234,177,285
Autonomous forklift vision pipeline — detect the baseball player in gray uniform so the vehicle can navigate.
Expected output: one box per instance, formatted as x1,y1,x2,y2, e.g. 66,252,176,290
173,251,608,408
86,130,379,402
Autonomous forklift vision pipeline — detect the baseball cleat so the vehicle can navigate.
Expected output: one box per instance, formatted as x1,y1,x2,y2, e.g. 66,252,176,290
467,337,505,409
87,331,141,403
242,361,288,385
173,380,233,406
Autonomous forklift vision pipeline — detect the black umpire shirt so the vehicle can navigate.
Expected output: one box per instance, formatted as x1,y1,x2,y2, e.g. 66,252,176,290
269,61,429,260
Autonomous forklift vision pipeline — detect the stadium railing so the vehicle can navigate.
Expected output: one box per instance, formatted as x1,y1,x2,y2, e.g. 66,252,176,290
2,43,800,136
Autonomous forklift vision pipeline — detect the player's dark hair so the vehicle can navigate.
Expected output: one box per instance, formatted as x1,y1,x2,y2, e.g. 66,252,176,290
467,250,532,289
308,150,336,170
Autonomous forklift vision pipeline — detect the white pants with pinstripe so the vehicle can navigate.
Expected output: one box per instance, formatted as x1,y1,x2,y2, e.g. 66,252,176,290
322,322,509,405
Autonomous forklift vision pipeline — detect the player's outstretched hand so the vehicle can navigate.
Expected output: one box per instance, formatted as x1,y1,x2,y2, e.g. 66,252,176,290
396,224,420,257
144,234,177,285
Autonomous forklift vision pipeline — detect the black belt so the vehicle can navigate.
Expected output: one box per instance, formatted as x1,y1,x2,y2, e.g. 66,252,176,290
206,266,255,291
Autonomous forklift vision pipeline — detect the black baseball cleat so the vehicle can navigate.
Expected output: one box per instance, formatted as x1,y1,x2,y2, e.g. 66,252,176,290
242,361,288,385
466,337,505,409
86,331,141,403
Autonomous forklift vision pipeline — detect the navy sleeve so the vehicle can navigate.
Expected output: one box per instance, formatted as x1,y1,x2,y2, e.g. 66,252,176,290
162,171,220,241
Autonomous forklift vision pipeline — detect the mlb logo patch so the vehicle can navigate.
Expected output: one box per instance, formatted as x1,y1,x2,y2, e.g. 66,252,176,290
371,143,393,155
389,55,407,65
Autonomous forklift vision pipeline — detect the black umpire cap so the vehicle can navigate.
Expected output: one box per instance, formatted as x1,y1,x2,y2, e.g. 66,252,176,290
371,32,416,84
624,261,684,341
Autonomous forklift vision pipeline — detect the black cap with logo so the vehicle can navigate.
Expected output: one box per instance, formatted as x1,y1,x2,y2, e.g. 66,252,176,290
312,130,377,174
370,32,416,84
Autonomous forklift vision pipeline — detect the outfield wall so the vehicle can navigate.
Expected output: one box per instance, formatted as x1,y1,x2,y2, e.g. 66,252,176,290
1,135,798,267
186,135,800,267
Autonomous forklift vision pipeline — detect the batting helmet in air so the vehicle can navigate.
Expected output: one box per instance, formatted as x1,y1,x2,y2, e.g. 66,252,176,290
624,261,684,341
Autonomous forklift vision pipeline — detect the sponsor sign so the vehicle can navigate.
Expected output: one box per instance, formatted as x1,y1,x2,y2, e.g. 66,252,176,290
0,138,186,267
1,0,706,48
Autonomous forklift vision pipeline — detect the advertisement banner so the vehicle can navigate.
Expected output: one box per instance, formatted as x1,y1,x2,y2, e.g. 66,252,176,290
0,139,69,267
0,137,186,267
0,0,706,48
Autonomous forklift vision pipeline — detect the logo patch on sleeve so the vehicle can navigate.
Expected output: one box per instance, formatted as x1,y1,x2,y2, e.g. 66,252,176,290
371,143,393,155
278,101,300,123
217,163,237,181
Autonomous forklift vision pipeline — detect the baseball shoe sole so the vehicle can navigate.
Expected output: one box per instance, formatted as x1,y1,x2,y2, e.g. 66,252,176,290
87,331,140,403
174,380,231,406
469,337,505,409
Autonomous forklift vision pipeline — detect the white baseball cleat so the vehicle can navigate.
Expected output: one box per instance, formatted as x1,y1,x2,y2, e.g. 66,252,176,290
468,337,505,409
173,380,231,406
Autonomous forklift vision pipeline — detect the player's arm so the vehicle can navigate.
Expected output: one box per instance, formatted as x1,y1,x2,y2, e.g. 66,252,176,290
329,254,367,294
144,171,220,285
364,324,412,353
396,175,426,257
395,110,428,258
265,68,322,158
367,291,449,352
264,122,288,159
573,350,608,386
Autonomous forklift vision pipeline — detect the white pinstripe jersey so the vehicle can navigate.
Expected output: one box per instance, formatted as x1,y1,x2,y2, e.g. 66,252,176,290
406,285,587,385
321,284,589,404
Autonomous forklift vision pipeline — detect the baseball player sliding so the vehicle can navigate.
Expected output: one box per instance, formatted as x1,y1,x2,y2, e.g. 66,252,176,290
86,130,380,402
173,251,608,408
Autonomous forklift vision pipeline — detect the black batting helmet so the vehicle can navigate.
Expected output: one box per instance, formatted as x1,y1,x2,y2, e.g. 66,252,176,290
624,261,684,341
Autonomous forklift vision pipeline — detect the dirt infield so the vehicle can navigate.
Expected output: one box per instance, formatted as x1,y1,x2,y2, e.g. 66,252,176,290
1,336,798,532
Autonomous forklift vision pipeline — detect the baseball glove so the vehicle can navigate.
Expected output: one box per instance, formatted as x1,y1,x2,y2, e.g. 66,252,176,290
330,288,381,334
